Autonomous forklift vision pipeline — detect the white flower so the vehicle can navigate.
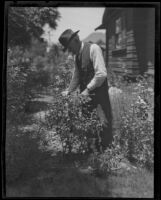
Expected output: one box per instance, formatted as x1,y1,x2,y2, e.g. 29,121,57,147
137,96,146,105
147,88,154,93
55,75,60,80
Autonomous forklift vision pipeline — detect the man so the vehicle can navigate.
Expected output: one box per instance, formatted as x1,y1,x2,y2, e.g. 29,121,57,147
58,29,113,152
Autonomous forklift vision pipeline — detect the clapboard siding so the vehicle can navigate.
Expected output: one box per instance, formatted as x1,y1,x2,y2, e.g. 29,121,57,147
108,28,140,76
104,8,154,77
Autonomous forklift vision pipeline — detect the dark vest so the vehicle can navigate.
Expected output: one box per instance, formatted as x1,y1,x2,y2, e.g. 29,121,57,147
76,42,112,136
76,42,94,92
76,42,109,97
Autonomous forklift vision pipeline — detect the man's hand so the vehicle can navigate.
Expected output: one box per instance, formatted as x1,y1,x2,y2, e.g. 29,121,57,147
81,88,89,96
61,90,69,97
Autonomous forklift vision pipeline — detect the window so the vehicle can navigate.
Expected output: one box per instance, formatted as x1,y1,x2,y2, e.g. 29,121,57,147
115,17,126,50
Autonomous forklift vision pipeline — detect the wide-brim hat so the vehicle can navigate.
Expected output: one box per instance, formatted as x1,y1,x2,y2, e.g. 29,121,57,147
58,29,80,52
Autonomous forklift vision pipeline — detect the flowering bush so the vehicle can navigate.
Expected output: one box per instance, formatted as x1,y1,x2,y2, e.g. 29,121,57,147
119,75,154,169
40,94,103,155
87,136,124,173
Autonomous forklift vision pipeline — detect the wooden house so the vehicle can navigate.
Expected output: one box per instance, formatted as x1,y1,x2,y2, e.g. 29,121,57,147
95,8,155,77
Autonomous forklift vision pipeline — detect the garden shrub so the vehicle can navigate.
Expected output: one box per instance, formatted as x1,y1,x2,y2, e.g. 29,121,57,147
119,75,154,169
40,94,103,155
7,46,35,125
7,44,54,120
86,136,124,173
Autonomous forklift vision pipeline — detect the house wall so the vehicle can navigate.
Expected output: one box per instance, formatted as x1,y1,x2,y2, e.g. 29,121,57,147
133,8,155,75
105,8,154,76
146,8,155,75
106,9,139,76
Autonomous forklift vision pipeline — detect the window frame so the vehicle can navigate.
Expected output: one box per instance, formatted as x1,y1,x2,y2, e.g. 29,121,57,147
113,14,126,52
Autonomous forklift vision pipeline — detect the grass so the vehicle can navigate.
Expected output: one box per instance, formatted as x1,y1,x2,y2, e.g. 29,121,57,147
6,158,154,197
107,168,154,198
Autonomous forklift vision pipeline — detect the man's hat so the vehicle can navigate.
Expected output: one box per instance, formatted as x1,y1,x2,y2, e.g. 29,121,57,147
59,29,80,51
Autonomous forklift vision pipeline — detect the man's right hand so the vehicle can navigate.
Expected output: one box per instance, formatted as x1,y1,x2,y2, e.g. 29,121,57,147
61,90,69,97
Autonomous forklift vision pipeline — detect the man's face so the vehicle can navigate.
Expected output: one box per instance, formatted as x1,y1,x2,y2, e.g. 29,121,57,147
67,36,80,55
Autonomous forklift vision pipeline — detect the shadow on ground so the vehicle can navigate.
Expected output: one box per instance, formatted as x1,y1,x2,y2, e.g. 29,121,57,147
6,153,111,197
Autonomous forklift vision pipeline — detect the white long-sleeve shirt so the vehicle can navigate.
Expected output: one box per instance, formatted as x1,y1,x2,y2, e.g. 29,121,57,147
67,42,107,93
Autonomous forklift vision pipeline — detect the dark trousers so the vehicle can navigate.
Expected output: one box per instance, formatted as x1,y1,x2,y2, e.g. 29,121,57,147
82,93,113,152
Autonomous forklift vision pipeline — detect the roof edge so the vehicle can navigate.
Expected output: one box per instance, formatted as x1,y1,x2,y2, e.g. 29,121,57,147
95,24,105,31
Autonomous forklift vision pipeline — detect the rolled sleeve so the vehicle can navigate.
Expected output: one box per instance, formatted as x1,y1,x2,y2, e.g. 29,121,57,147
87,44,107,91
